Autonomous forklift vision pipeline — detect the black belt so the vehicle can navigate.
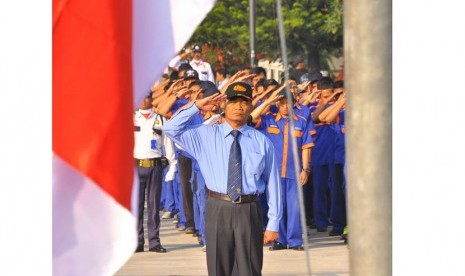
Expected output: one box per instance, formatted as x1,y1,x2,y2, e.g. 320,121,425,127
207,190,259,204
135,158,162,168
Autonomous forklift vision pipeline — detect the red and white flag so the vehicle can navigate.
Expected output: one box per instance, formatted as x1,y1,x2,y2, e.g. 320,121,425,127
52,1,215,275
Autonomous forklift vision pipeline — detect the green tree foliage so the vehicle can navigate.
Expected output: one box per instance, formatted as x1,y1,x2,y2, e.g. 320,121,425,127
187,0,343,73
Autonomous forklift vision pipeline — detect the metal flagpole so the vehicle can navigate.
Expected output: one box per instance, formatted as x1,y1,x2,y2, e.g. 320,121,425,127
249,0,256,67
275,0,312,275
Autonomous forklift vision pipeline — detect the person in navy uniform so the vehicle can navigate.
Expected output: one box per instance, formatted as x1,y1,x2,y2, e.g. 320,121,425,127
163,82,282,276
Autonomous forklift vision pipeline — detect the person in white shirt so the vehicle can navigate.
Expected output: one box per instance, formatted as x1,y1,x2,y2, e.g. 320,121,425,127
216,68,229,91
167,48,191,72
134,95,176,253
189,44,215,83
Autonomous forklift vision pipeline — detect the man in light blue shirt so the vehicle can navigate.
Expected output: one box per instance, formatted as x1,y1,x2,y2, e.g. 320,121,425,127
163,82,282,276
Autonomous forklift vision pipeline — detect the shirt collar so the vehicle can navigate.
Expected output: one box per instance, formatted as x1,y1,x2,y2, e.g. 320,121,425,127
275,113,298,122
137,109,153,118
221,121,252,138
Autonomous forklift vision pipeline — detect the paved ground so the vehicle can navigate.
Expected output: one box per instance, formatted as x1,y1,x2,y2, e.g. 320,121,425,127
115,212,349,276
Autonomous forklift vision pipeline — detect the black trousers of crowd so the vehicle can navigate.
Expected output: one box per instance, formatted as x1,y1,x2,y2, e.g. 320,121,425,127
178,153,195,229
303,172,314,226
136,163,163,249
205,196,264,276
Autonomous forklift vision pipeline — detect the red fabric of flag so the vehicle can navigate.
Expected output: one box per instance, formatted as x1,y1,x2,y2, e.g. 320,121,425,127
53,0,133,210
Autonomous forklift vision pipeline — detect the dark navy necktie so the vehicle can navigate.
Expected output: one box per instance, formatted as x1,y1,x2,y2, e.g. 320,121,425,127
227,130,242,201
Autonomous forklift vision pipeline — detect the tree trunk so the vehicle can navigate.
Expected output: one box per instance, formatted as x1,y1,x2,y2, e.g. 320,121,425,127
307,47,321,73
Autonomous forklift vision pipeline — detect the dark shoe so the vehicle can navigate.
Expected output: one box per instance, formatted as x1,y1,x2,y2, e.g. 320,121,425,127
269,242,287,251
307,219,317,229
185,227,195,234
135,245,144,253
329,230,343,236
149,245,167,253
317,227,327,232
289,245,304,251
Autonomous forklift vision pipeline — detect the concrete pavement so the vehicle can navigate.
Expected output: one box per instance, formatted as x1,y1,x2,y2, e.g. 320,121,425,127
115,213,349,276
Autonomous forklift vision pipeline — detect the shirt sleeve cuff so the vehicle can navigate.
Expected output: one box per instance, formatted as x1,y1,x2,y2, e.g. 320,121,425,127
265,219,280,232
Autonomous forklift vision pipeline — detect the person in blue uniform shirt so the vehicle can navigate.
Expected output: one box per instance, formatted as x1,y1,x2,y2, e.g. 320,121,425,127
163,82,282,276
250,90,314,251
189,80,221,250
310,77,345,235
157,70,200,235
317,82,347,237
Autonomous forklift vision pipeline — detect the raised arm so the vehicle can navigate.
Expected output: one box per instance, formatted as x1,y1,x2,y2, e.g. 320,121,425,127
156,80,187,117
249,92,284,124
162,93,226,158
219,70,255,94
318,93,345,123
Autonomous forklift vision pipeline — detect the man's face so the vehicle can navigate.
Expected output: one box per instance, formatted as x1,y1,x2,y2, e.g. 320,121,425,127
139,97,152,110
320,89,333,103
192,51,201,60
334,87,344,95
333,87,344,101
189,84,203,101
216,72,224,82
276,97,290,117
297,91,309,103
263,84,277,100
178,70,186,78
184,78,196,87
255,85,264,96
252,73,265,87
289,80,298,98
224,97,252,124
310,82,318,93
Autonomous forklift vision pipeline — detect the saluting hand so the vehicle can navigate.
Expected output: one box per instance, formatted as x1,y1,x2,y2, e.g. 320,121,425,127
151,78,170,92
167,79,185,95
228,69,248,83
175,88,191,99
195,93,227,111
235,73,256,83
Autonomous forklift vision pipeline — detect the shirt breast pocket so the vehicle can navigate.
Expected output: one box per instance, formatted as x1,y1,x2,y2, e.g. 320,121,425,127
267,127,280,135
293,130,303,137
244,151,265,180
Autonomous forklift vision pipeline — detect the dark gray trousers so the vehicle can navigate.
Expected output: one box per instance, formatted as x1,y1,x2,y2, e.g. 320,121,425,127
137,164,163,248
178,153,195,229
205,196,264,276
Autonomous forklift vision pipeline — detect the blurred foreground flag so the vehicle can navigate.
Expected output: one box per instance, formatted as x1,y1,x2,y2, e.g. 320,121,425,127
52,0,216,275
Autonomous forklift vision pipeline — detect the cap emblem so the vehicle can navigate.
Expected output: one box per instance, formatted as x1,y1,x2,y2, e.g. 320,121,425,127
233,85,246,92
